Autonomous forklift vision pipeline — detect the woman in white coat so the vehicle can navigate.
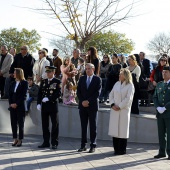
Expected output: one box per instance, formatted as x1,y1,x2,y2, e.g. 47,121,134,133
33,49,50,85
108,68,134,155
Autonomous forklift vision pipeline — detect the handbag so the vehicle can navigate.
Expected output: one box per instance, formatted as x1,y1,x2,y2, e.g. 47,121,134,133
147,81,155,91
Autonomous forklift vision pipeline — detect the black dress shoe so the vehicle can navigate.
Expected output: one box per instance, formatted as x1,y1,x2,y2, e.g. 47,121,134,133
78,147,87,152
38,143,50,148
89,147,95,153
16,141,22,147
154,154,166,158
52,145,57,149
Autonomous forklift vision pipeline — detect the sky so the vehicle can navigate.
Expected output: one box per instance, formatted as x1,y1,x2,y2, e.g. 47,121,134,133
1,0,170,59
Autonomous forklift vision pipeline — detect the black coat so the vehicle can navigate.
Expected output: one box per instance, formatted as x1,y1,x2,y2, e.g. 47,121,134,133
9,80,28,110
37,78,61,113
106,64,122,92
142,58,151,78
77,75,102,111
9,53,35,79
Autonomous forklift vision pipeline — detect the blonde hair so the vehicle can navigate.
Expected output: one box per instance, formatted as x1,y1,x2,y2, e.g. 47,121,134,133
14,68,25,81
39,49,47,56
128,55,137,66
120,68,132,84
63,56,71,66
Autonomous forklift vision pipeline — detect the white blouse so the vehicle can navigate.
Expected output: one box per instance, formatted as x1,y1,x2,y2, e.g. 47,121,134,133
14,81,20,92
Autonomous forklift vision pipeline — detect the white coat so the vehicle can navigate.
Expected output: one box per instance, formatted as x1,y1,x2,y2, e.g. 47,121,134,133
108,81,134,138
33,57,50,85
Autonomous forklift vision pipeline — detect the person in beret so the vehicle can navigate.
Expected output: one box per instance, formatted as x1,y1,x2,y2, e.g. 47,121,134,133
153,66,170,160
37,66,61,149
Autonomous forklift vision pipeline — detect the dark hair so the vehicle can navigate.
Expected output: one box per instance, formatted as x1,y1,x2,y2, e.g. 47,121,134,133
103,54,111,64
78,58,84,63
113,53,118,58
87,46,98,62
66,81,73,90
158,56,168,67
27,77,33,81
53,49,59,52
134,54,141,66
43,48,48,53
139,51,145,57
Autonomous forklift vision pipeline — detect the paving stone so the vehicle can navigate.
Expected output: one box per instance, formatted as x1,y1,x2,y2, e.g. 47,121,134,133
0,134,170,170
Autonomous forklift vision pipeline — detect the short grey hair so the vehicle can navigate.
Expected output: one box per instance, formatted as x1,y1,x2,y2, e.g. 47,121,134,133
1,45,8,50
22,45,29,51
85,63,95,68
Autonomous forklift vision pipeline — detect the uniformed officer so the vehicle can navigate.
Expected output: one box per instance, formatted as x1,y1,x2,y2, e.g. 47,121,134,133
37,66,61,149
153,66,170,160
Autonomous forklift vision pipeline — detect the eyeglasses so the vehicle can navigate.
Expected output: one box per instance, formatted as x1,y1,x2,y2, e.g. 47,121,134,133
160,59,167,62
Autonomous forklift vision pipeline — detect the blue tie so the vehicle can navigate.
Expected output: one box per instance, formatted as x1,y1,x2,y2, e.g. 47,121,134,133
86,76,91,88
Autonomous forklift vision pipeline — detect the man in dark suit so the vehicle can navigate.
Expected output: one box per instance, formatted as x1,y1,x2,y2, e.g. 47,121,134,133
37,66,61,149
77,63,102,153
139,51,153,106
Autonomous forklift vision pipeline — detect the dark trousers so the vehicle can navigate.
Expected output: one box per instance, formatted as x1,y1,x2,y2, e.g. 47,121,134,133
10,108,25,139
0,76,6,97
157,117,170,156
131,95,139,114
112,137,127,154
41,111,59,146
79,109,98,148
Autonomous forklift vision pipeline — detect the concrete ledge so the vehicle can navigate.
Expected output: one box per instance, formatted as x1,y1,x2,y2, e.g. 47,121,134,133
0,100,158,143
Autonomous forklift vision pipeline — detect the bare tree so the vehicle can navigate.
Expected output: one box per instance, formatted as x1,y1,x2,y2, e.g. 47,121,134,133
50,37,75,56
36,0,139,50
147,32,170,55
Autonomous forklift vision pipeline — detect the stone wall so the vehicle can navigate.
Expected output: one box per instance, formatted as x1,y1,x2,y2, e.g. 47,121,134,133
0,100,158,143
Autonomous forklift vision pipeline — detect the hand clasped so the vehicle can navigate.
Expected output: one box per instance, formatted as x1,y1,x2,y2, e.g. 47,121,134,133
82,100,89,107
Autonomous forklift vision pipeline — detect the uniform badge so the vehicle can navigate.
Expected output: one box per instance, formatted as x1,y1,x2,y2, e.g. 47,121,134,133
50,83,57,89
50,90,53,94
43,83,45,86
168,87,170,89
159,88,161,89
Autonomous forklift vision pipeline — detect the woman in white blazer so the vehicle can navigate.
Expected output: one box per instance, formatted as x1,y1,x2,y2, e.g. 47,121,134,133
108,68,134,155
33,49,50,85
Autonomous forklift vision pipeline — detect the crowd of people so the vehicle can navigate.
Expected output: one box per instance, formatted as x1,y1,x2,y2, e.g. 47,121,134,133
1,44,170,158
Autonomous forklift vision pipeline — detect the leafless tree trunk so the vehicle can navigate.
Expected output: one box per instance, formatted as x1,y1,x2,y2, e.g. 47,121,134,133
147,32,170,55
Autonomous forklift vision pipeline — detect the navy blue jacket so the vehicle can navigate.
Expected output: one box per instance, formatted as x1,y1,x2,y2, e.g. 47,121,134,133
77,75,102,111
9,80,28,109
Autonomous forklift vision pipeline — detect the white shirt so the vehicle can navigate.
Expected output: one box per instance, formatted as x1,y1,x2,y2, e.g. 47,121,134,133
164,79,170,84
14,81,20,92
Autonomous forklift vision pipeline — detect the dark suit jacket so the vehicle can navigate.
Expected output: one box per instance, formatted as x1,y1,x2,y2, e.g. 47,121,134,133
9,80,28,109
77,75,102,111
37,78,61,113
142,58,151,78
9,53,35,79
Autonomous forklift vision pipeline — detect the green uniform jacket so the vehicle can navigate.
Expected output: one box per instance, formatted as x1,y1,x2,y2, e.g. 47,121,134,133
153,81,170,118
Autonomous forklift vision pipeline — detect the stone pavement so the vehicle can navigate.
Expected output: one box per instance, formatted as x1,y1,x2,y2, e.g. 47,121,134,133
0,134,170,170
